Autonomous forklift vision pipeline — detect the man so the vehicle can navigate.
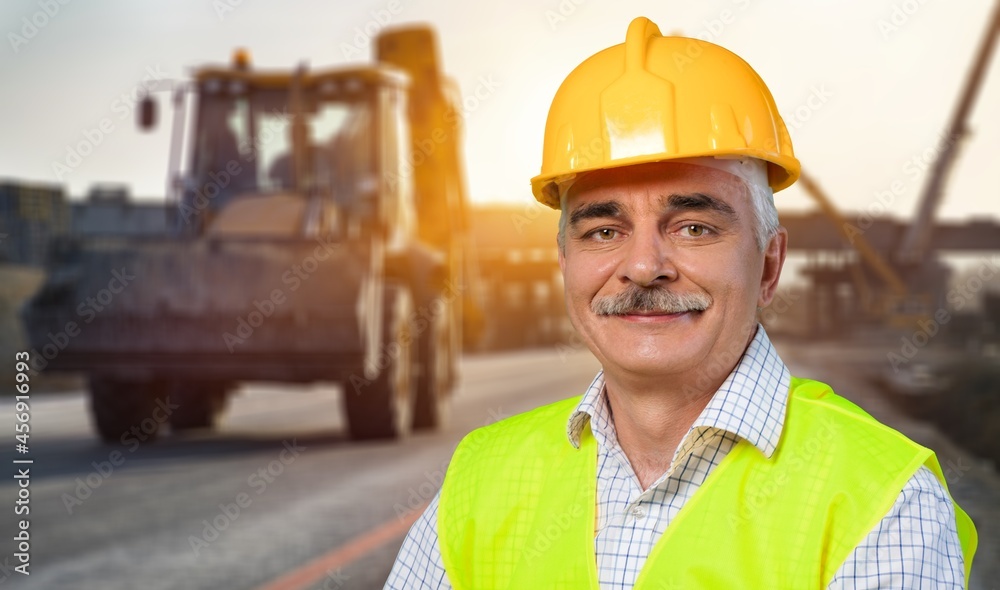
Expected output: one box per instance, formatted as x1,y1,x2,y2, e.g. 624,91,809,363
386,16,977,589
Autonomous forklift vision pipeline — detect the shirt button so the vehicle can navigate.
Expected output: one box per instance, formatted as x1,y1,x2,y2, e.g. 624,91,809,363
630,505,646,519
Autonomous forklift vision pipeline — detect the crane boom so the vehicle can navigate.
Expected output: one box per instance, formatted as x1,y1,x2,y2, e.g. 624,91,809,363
897,0,1000,262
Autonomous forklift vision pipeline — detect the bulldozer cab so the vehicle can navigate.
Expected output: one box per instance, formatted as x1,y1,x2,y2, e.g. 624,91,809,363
178,62,413,240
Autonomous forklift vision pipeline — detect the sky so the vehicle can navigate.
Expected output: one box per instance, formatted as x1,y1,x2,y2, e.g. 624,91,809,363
1,0,998,224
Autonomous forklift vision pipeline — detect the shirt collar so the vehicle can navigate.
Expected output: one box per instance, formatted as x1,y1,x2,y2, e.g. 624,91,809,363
566,325,791,460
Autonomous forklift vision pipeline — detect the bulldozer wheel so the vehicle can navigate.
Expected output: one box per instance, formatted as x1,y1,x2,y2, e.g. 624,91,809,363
89,377,165,444
412,300,451,431
344,285,415,441
169,382,229,432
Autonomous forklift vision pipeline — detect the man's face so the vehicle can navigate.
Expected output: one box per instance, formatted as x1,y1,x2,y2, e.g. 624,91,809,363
558,161,786,384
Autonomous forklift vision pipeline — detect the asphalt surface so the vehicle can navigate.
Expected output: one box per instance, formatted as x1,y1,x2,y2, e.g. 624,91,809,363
1,343,996,589
0,348,601,590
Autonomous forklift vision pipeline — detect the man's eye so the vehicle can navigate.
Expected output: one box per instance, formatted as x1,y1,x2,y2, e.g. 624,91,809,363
591,228,617,240
682,224,708,237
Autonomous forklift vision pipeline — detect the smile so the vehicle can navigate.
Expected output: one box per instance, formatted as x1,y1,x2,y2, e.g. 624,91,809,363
614,309,702,323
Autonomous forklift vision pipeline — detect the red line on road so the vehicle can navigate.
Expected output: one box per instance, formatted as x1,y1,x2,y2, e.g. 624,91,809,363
254,502,427,590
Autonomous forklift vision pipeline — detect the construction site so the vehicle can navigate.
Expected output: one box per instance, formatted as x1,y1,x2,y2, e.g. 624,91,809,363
0,1,998,588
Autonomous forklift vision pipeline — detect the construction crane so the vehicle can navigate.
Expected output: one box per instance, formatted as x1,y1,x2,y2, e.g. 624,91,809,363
797,0,1000,331
897,1,1000,263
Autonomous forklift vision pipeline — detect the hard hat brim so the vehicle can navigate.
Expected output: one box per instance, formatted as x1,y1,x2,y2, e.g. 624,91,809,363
531,151,800,210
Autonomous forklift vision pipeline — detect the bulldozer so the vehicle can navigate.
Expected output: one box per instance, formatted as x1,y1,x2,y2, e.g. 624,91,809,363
21,26,479,442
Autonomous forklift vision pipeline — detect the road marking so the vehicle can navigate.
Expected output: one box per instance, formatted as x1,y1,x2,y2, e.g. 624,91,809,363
253,502,428,590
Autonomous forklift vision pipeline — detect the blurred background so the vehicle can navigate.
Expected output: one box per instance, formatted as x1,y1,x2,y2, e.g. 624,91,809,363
1,0,998,587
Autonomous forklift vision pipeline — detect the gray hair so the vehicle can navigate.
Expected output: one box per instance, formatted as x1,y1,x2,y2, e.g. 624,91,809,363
557,178,779,252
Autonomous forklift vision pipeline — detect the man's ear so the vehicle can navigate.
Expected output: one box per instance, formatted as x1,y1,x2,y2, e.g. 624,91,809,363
758,227,787,307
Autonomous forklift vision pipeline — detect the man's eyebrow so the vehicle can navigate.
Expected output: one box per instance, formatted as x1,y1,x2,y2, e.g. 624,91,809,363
664,193,737,220
568,201,623,226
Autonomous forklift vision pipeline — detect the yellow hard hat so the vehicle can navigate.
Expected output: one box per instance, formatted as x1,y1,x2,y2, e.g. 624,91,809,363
531,16,801,209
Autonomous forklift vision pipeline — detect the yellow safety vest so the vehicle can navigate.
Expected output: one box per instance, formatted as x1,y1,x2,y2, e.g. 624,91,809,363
438,377,977,589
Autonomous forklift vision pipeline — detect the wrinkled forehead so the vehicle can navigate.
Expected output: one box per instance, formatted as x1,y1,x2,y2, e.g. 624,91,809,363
674,157,768,191
564,158,760,207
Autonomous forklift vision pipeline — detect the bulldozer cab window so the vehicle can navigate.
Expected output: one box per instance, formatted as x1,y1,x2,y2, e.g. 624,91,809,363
245,89,373,200
190,84,374,205
191,92,254,197
310,100,373,207
249,92,293,190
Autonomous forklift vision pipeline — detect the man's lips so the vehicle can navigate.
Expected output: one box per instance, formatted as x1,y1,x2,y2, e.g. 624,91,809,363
612,309,703,322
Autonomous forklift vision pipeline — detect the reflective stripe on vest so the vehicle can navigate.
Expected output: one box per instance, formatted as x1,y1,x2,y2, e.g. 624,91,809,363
438,377,977,589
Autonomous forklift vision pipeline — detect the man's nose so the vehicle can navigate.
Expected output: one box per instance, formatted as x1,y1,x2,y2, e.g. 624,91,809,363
618,227,677,287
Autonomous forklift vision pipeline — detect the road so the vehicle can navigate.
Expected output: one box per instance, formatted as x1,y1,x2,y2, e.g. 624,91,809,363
1,343,996,589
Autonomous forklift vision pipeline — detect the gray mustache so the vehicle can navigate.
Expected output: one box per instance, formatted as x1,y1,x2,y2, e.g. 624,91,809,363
592,286,712,316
